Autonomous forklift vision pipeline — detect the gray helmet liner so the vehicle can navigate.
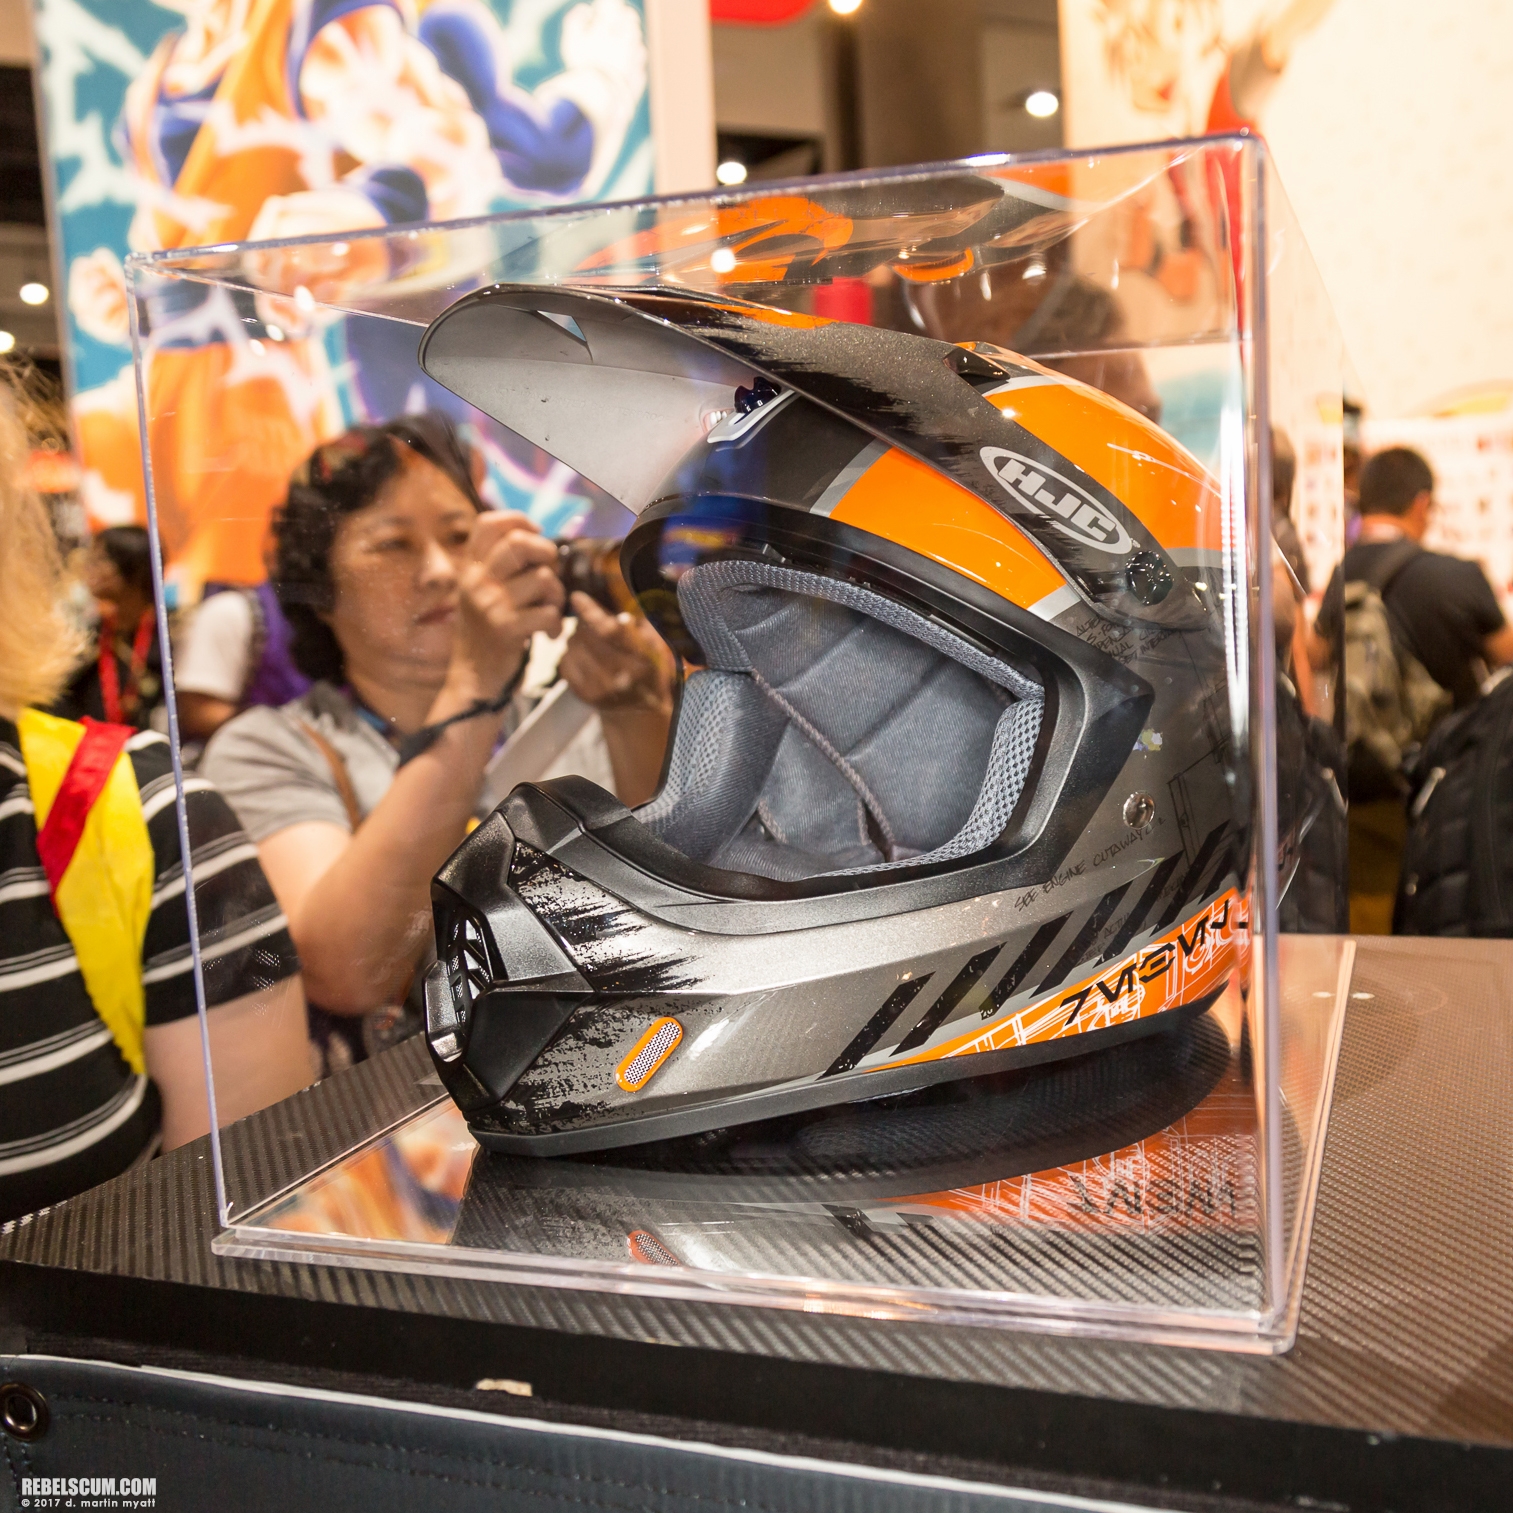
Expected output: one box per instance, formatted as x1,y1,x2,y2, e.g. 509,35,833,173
636,562,1044,881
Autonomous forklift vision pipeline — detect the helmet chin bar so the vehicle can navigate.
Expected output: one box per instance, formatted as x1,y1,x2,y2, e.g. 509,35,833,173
425,787,1236,1156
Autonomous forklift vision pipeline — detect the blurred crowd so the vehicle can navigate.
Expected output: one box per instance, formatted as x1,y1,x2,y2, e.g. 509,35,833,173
1269,428,1513,936
0,378,675,1225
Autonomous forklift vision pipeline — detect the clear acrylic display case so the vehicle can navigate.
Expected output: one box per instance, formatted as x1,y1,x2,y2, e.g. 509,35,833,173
133,135,1351,1352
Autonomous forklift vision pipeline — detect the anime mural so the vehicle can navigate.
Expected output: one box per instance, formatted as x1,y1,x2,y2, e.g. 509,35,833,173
1057,0,1335,312
1059,0,1337,144
33,0,652,590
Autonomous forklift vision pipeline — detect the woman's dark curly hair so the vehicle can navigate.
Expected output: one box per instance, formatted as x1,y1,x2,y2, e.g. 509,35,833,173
273,414,481,683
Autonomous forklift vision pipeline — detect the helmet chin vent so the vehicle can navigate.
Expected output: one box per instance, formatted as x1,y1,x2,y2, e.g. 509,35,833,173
628,1230,680,1266
433,899,495,1054
616,1017,685,1092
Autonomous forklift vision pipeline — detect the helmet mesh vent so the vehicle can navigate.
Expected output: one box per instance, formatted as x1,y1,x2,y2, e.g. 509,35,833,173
627,1230,680,1266
616,1017,684,1092
442,908,493,1019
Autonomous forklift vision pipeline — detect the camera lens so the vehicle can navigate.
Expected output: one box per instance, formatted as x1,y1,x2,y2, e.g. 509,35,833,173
555,538,632,614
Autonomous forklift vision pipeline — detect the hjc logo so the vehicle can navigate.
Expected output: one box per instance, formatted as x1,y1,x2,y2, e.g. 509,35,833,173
979,447,1134,556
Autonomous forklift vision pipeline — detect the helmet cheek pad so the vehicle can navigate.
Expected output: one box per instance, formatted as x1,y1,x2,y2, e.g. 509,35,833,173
621,498,1158,893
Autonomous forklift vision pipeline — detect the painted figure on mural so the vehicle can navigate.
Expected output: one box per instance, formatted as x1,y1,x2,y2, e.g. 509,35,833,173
1096,0,1336,136
1089,0,1335,313
45,0,648,590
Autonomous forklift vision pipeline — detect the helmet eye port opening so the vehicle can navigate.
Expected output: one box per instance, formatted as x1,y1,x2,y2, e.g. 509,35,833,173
611,499,1154,903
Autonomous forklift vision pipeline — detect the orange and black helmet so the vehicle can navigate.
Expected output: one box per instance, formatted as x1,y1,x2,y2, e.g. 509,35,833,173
415,284,1245,1156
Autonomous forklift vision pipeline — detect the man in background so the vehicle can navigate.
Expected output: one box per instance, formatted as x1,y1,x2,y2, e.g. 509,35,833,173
1315,446,1513,931
1318,448,1513,711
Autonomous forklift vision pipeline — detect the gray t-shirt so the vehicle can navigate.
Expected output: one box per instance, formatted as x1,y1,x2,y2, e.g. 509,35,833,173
199,682,404,841
200,673,617,843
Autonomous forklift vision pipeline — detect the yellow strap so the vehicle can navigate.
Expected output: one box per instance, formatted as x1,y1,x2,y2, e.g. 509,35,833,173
18,709,154,1076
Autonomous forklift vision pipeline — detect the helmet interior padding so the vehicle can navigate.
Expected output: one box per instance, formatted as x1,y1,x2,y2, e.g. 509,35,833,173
636,563,1044,881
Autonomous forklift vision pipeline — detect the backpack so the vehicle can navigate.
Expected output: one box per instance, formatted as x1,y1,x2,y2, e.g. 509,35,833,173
241,580,312,710
1395,669,1513,936
1342,541,1452,796
196,582,311,713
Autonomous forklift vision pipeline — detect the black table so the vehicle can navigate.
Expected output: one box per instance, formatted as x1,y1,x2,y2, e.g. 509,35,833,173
3,936,1511,1511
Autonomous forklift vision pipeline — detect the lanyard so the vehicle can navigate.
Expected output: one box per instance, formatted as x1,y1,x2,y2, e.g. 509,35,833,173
342,672,522,768
97,608,156,725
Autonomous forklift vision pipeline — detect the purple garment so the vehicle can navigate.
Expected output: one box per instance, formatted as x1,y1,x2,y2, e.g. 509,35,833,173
243,581,313,710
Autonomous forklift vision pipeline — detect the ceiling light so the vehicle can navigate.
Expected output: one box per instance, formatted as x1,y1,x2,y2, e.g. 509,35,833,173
716,160,748,187
1025,90,1059,119
710,248,737,274
19,282,50,306
0,331,14,354
829,0,862,14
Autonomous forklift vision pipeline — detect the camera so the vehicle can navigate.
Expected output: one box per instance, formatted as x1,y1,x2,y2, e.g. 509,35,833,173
554,537,636,616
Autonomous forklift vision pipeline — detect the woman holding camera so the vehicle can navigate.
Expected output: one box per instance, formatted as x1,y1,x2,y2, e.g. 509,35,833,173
200,417,673,1045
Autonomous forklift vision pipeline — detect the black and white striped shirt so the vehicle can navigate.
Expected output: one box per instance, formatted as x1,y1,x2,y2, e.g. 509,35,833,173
0,718,299,1223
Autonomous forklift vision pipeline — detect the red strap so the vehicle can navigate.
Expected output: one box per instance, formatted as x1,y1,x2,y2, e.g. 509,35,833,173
97,612,122,725
36,718,136,903
96,608,155,725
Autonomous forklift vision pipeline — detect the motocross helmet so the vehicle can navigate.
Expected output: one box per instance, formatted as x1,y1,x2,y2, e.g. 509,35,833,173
416,284,1246,1156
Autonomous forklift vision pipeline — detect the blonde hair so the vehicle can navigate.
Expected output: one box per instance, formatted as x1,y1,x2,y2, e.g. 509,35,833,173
0,376,86,714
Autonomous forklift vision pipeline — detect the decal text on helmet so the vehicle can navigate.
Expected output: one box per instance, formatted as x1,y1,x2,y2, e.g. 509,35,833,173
979,447,1134,556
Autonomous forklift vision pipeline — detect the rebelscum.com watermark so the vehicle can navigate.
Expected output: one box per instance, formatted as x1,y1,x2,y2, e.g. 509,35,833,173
19,1475,157,1508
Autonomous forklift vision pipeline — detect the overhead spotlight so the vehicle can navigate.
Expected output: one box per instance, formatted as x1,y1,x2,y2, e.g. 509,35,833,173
716,160,748,187
829,0,863,13
19,282,50,306
1025,90,1059,119
710,248,737,274
0,331,14,354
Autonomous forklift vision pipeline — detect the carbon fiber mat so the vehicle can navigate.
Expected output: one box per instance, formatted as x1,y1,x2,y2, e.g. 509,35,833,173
352,1010,1268,1313
3,939,1511,1444
219,1030,442,1220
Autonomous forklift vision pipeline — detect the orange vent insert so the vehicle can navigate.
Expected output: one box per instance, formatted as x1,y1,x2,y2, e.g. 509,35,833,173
615,1017,684,1092
628,1230,680,1266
